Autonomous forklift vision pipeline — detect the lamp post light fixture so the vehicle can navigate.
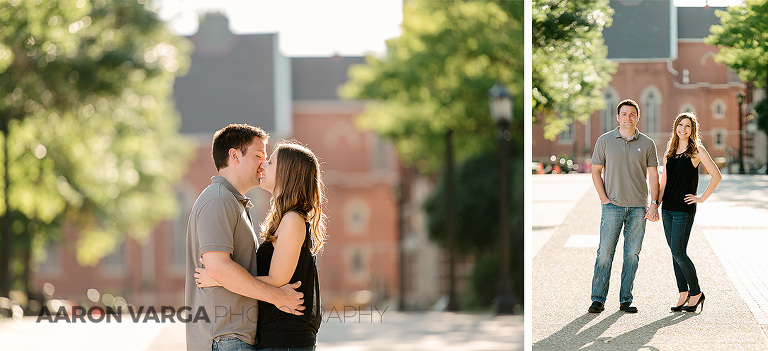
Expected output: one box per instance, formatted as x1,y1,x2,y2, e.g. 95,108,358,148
738,91,745,174
489,82,514,315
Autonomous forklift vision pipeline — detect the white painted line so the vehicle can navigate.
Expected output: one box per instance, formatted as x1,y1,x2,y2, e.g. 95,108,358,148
564,235,599,248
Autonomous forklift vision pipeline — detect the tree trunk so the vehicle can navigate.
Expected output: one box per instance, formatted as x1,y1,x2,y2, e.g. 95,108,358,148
0,122,11,300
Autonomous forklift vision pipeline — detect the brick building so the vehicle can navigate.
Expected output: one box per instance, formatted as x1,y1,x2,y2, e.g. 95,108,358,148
533,1,766,173
32,13,454,311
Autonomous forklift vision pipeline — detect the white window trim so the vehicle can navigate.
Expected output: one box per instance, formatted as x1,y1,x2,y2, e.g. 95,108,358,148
712,128,727,150
711,99,726,119
679,103,696,115
640,85,663,141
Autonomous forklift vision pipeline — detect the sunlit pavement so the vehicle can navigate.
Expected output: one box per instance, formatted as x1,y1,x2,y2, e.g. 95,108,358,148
0,311,522,350
532,174,768,350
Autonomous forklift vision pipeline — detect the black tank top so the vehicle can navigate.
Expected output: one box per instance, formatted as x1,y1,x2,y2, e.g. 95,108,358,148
661,153,699,213
256,222,321,349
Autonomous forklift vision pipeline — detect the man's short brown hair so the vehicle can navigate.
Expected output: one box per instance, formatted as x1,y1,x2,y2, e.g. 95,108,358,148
616,99,640,116
212,124,269,171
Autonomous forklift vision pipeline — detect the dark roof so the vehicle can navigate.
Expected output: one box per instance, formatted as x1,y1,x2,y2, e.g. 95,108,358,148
174,14,279,134
677,6,726,39
603,0,673,59
291,56,366,101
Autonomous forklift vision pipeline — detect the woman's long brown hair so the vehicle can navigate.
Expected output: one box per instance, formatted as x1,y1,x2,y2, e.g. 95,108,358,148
259,141,327,255
664,112,700,159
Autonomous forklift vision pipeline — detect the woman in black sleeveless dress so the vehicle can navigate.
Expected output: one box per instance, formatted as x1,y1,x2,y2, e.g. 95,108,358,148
197,140,327,350
658,113,721,313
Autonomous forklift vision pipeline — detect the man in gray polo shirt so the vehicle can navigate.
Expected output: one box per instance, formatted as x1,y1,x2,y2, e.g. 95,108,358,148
186,124,304,350
588,99,660,314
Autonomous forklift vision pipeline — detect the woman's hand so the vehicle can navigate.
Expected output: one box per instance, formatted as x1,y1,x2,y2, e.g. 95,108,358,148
194,257,222,288
684,194,703,204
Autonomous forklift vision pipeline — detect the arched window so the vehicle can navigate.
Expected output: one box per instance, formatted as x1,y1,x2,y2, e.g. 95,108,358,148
711,99,726,119
680,103,695,114
603,88,619,133
558,123,573,143
641,87,662,141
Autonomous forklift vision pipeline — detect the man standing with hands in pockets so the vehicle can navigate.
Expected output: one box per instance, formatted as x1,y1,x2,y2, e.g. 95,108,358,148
588,99,660,314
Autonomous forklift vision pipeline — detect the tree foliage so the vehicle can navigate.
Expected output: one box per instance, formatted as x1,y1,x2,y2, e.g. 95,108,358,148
0,0,192,276
341,0,523,172
532,0,616,140
423,148,523,304
756,97,768,140
340,0,523,308
706,0,768,87
707,1,768,166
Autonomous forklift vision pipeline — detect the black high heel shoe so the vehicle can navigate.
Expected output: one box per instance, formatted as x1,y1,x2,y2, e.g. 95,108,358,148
682,292,705,312
671,296,689,312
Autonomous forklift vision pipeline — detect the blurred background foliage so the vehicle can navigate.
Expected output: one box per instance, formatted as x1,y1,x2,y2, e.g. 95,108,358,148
341,0,523,172
532,0,616,140
707,0,768,144
0,0,193,298
341,0,523,309
706,0,768,87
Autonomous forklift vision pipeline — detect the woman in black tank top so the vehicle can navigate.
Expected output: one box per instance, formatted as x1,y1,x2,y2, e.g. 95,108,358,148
197,140,327,350
658,113,721,313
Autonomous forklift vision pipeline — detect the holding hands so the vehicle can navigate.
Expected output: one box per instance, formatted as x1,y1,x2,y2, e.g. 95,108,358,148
645,203,659,222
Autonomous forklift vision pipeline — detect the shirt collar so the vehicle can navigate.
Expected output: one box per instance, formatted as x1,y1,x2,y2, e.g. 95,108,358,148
211,176,253,210
612,127,639,141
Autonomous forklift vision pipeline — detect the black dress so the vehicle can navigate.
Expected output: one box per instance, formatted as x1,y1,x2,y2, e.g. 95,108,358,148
661,153,699,213
256,222,321,349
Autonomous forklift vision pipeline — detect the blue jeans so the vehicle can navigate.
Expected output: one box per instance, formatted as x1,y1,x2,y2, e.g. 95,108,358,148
661,209,700,296
591,203,647,304
258,347,316,351
212,337,257,351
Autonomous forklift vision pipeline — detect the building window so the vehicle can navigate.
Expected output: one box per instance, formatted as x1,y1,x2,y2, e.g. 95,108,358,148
37,243,61,275
102,243,125,274
728,69,741,83
641,87,662,141
712,99,726,119
558,123,573,143
713,129,726,149
603,88,618,133
344,198,370,236
680,103,695,114
347,248,369,282
169,189,192,271
352,251,364,275
369,134,396,173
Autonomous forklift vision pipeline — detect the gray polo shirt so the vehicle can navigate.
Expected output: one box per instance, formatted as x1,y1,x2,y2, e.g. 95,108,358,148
592,128,659,207
185,176,260,349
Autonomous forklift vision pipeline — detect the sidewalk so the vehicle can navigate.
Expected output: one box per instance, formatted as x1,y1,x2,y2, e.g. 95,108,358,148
532,174,768,350
0,311,522,350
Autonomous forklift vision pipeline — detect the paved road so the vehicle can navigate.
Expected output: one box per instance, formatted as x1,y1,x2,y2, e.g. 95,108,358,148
532,174,768,350
0,311,522,350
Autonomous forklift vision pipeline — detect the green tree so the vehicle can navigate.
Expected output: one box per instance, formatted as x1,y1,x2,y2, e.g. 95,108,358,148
0,0,192,300
532,0,616,139
341,0,523,309
423,149,522,306
707,0,768,150
706,0,768,87
340,0,523,172
755,98,768,162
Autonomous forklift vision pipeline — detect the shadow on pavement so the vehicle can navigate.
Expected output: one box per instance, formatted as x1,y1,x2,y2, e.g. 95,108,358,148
702,176,768,211
534,311,695,351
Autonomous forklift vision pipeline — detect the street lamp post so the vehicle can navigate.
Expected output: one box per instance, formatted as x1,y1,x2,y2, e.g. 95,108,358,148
738,92,745,174
445,128,459,312
489,83,514,315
